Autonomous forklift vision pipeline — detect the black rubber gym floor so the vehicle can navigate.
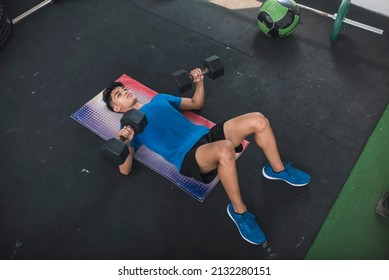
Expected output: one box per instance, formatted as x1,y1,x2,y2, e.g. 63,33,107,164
0,0,388,259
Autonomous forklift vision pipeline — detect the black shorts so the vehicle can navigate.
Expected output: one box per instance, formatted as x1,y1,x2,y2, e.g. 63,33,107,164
179,122,243,184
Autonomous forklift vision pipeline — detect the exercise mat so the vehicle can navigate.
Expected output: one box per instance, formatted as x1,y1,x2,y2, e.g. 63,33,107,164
71,74,249,202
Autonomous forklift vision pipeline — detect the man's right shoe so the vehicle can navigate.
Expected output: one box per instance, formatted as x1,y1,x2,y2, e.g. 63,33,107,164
262,162,310,187
226,203,266,245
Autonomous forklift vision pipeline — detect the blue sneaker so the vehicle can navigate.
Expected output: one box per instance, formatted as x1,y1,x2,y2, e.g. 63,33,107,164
226,203,266,245
262,162,310,187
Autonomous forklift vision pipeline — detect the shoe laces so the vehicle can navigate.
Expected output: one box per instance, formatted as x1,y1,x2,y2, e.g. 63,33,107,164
284,162,300,177
242,212,257,231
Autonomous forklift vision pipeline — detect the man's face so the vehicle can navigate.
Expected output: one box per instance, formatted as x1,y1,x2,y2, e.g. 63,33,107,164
111,86,137,113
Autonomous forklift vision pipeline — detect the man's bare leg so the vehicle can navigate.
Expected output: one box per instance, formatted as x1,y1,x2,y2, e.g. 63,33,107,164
195,140,247,213
223,112,284,172
223,112,310,186
194,139,266,245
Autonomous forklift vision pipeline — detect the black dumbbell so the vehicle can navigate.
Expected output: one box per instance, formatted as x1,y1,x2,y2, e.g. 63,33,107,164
100,109,147,165
171,55,224,93
120,108,148,135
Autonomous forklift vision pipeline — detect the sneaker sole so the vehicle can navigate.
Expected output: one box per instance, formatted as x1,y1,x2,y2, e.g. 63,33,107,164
262,167,309,187
226,205,265,245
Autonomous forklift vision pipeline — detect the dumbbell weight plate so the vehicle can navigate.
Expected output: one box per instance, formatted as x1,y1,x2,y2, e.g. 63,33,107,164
120,108,148,135
171,69,192,94
203,55,224,79
100,138,130,165
329,0,351,43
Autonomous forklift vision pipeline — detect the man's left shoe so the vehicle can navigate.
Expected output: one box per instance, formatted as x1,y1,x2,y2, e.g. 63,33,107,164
226,203,266,245
262,162,310,187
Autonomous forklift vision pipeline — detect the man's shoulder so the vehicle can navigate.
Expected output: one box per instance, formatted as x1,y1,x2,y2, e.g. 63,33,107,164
154,93,172,98
152,93,181,102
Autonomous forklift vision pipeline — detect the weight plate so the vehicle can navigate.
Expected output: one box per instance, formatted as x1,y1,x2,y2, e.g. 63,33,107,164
0,1,4,22
0,24,9,46
0,14,10,37
0,15,12,48
330,0,351,43
0,18,8,36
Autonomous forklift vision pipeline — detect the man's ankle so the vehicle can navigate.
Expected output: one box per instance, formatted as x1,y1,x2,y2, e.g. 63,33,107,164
271,163,284,173
232,204,247,215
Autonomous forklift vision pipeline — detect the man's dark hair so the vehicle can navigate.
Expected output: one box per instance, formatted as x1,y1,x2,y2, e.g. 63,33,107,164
102,81,124,112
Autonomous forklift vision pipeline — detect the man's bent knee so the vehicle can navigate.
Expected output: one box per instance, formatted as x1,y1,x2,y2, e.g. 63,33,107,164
217,140,236,163
250,112,269,132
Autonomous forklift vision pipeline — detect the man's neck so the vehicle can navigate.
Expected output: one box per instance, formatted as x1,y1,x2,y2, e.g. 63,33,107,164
132,102,143,110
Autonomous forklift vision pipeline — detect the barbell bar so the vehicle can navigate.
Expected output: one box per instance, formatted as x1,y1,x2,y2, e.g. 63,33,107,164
12,0,58,24
296,0,384,43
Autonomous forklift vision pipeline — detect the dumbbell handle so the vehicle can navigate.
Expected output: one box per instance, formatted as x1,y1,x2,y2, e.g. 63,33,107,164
119,125,133,142
201,68,209,75
119,128,135,142
188,68,209,79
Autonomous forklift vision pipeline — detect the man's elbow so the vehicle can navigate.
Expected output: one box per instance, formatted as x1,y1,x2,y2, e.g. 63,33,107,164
119,167,132,176
192,100,204,110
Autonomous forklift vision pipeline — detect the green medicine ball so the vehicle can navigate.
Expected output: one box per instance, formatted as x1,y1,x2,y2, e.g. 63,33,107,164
257,0,300,38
